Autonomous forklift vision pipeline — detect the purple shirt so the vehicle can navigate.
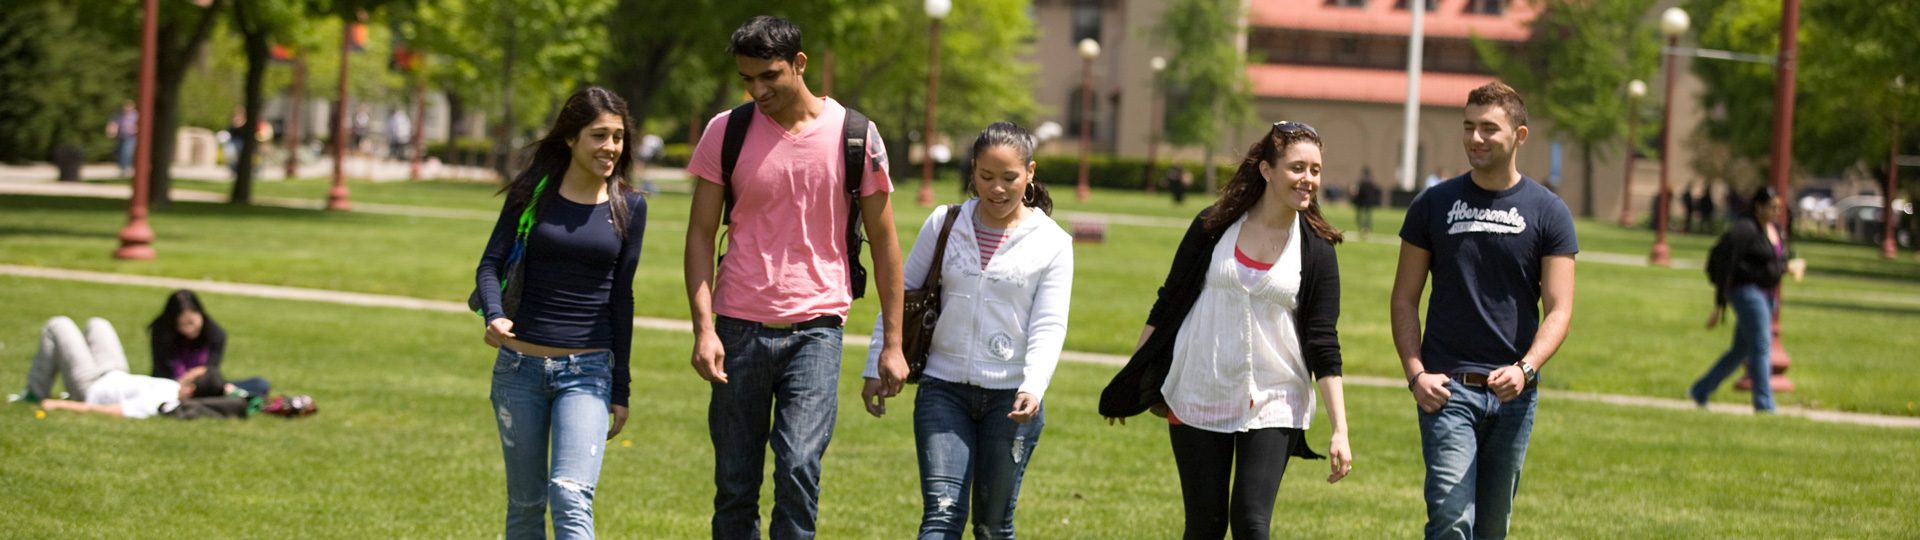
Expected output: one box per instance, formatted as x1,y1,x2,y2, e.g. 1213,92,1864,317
167,346,210,379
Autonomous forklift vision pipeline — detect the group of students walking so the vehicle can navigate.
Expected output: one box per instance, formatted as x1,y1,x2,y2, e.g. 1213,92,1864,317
470,15,1581,540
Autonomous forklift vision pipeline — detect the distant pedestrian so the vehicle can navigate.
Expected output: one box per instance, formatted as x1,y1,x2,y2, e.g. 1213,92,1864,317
352,105,372,155
387,108,412,161
106,100,138,177
1168,164,1189,205
1697,184,1717,230
1693,187,1785,413
1353,166,1383,235
1681,183,1697,233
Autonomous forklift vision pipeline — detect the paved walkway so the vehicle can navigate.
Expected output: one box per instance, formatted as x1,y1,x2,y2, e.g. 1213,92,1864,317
4,262,1915,429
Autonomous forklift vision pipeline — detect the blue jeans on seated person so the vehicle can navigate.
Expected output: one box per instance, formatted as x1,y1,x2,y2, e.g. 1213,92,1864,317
1417,380,1537,540
490,347,612,540
1691,284,1776,412
913,377,1044,540
708,317,842,540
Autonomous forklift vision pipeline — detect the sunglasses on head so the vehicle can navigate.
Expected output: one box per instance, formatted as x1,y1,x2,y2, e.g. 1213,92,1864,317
1272,121,1318,137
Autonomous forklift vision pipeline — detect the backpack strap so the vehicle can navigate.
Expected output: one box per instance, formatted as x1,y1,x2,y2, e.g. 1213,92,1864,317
719,101,756,226
842,108,871,299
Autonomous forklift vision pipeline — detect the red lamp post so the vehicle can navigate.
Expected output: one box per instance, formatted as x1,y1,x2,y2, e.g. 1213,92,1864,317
1075,38,1101,203
1650,8,1688,267
1885,76,1905,260
113,0,159,260
918,0,951,208
1619,79,1646,227
1736,0,1802,393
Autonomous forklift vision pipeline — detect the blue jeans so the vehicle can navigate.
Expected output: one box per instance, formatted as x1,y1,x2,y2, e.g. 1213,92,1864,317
708,318,843,540
1691,285,1777,412
1417,380,1538,540
116,137,136,173
490,347,613,540
913,378,1044,540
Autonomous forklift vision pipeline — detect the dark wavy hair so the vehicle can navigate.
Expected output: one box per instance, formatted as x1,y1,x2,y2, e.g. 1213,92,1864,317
963,121,1054,215
499,86,636,238
1202,123,1344,244
728,15,802,62
1747,186,1780,221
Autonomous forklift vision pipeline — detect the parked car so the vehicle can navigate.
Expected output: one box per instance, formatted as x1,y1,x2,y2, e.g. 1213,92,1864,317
1841,199,1914,248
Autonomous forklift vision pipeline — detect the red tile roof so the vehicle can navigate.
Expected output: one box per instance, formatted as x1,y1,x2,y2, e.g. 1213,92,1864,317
1247,63,1499,105
1249,0,1536,41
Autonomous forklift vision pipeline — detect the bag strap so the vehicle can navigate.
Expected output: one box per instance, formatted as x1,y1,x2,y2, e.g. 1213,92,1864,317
843,108,871,299
515,175,549,240
718,102,756,226
925,204,963,291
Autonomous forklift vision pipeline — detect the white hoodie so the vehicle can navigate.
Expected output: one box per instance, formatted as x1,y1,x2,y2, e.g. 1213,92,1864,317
865,199,1075,399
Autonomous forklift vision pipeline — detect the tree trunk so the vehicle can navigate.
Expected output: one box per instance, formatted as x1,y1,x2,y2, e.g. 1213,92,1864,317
1580,141,1595,217
146,0,225,208
232,5,268,205
443,91,465,162
493,7,516,182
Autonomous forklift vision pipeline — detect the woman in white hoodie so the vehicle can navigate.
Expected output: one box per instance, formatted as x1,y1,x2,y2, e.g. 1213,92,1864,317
861,121,1074,539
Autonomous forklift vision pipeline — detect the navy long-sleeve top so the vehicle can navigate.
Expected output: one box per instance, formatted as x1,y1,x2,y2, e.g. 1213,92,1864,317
476,191,646,407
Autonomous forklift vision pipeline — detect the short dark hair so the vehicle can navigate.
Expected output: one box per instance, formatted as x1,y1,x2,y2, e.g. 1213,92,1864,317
728,16,803,62
1466,81,1528,128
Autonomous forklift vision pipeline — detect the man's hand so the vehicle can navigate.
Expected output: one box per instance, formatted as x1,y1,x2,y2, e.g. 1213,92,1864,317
485,318,516,348
1008,392,1040,424
1487,365,1527,401
1411,372,1452,413
875,346,908,397
607,405,630,440
690,331,728,384
860,378,891,418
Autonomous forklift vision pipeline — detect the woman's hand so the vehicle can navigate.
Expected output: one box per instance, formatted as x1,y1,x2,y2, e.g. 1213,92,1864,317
606,405,629,440
1705,308,1723,330
485,318,516,348
1008,392,1040,424
1326,430,1352,484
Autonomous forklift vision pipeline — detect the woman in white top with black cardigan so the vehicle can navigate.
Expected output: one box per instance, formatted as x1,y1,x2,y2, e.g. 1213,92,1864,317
861,122,1073,539
1101,121,1351,540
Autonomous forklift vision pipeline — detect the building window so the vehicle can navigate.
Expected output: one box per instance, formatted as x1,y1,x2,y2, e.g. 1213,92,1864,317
1393,0,1437,10
1324,0,1366,7
1072,0,1102,45
1465,0,1503,15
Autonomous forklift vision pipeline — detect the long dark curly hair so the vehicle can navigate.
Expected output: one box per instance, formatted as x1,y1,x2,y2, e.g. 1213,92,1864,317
1202,122,1344,244
499,86,637,238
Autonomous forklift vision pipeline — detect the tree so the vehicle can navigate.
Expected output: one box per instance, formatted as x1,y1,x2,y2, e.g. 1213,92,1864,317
228,0,310,204
149,0,229,206
1476,0,1661,217
0,0,136,164
1686,0,1920,181
1156,0,1254,194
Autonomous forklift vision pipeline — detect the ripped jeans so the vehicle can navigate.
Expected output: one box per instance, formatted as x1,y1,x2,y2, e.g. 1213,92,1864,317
913,377,1045,540
490,346,612,540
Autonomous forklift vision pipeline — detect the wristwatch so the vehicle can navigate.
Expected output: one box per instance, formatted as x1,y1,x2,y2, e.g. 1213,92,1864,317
1515,361,1539,387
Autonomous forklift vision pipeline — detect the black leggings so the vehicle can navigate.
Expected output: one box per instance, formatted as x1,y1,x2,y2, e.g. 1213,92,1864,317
1168,424,1303,540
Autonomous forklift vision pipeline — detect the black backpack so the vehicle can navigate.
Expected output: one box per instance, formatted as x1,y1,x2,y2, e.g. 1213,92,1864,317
1705,234,1733,287
718,102,872,300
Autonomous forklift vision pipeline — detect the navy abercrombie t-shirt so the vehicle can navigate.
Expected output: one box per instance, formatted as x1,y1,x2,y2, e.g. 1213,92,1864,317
1399,174,1578,375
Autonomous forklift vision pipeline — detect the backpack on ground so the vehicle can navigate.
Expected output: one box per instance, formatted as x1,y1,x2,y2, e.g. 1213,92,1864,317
719,102,873,300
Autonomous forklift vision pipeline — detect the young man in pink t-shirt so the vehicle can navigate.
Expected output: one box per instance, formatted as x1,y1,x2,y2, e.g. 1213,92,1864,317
683,15,907,540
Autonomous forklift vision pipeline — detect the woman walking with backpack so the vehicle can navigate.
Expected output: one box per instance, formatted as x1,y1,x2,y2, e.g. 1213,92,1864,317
1692,187,1785,413
473,86,646,539
1101,121,1352,540
858,122,1074,539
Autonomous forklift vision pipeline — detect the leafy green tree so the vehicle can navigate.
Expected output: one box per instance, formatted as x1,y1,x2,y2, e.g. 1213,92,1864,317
1476,0,1661,217
0,0,135,164
227,0,312,204
1686,0,1920,182
1156,0,1253,193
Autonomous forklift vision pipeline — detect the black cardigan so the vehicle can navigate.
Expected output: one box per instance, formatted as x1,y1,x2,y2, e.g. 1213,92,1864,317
1100,207,1343,419
1712,216,1786,307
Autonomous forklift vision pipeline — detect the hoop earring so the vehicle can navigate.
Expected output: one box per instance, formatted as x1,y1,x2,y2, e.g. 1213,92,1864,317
1023,182,1038,205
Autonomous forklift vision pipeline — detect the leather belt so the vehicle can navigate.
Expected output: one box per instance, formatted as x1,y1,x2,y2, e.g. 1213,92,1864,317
720,315,842,331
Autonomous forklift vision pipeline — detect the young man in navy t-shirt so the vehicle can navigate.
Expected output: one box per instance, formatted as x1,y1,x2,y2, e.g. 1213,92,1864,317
1391,82,1578,540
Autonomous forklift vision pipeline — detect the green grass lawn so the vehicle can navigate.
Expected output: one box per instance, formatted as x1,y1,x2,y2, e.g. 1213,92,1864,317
1,278,1916,538
7,180,1917,415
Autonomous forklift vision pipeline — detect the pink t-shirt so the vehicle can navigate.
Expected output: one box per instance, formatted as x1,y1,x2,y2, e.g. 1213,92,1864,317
688,97,893,324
